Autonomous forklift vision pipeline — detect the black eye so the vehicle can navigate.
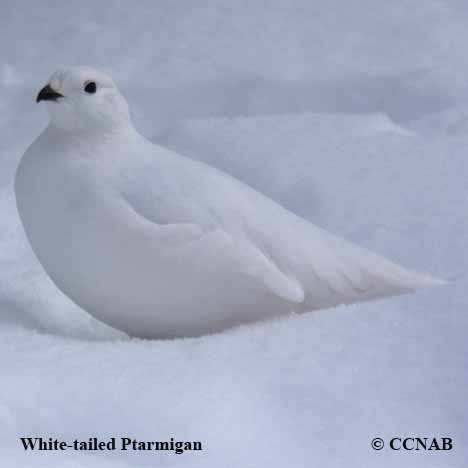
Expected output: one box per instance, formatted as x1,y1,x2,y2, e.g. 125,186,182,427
84,81,97,94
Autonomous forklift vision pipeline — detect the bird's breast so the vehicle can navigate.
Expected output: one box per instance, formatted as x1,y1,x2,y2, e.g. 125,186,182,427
16,150,106,276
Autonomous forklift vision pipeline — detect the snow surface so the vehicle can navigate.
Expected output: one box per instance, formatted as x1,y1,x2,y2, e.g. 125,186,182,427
1,1,467,467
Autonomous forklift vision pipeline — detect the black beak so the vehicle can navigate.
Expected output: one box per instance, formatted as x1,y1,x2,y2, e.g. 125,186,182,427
36,84,64,103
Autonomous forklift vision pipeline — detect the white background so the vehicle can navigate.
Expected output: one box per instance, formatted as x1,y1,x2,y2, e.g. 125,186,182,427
0,1,467,466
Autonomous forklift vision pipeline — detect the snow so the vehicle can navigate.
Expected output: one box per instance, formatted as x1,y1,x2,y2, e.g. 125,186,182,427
1,1,467,467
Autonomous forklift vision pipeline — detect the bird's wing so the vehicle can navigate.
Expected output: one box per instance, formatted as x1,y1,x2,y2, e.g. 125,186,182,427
250,215,444,310
116,146,442,311
115,194,305,305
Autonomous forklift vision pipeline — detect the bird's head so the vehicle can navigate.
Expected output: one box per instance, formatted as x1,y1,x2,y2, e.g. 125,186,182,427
36,66,130,133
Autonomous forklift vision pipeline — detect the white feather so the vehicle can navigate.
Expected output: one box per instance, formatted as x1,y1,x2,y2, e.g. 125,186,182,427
15,67,444,338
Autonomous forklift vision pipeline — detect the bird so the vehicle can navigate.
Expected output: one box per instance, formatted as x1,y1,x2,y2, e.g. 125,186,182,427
15,67,444,339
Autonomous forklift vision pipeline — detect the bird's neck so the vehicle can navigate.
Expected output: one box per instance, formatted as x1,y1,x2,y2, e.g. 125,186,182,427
47,119,137,143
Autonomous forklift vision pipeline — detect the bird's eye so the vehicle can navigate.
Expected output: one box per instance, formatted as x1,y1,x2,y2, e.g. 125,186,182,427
84,81,97,94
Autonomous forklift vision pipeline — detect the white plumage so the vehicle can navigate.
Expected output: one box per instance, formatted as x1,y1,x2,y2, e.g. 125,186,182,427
15,67,443,338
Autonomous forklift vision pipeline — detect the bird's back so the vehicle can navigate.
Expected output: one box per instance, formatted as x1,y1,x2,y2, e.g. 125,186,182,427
119,137,443,315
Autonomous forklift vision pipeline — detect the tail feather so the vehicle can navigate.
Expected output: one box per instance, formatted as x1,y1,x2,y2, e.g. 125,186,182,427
297,225,445,310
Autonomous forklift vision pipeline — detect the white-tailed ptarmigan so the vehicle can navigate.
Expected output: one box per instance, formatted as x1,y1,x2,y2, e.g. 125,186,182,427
15,67,444,339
